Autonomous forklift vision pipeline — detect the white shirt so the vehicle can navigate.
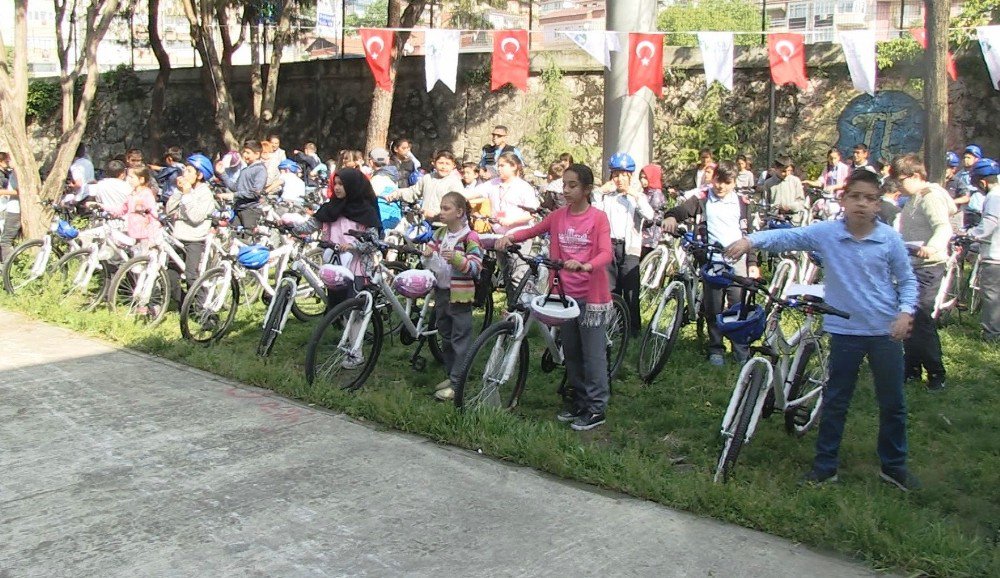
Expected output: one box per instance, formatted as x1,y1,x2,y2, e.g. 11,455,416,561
594,190,654,256
486,177,538,234
86,178,132,214
1,171,19,213
280,172,305,205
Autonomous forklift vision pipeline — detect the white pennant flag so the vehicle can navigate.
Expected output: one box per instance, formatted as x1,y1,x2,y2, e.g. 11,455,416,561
561,30,619,69
424,29,460,93
697,32,734,90
977,26,1000,91
839,30,877,96
314,0,341,39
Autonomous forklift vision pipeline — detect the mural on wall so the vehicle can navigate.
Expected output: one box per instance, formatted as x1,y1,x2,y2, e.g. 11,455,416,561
835,91,924,163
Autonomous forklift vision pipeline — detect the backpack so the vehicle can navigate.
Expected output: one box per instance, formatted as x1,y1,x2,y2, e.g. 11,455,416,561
155,165,183,202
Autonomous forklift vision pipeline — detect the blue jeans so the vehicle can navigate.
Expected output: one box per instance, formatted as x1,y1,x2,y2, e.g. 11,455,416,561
813,334,908,476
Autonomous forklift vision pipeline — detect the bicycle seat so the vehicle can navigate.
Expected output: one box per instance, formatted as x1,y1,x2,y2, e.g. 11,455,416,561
782,283,824,300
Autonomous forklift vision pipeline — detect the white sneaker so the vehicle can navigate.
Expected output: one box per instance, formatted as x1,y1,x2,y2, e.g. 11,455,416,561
435,379,452,391
434,387,455,401
341,354,365,370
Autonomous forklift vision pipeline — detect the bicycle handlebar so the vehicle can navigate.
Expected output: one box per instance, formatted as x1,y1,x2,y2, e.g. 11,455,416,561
721,271,850,319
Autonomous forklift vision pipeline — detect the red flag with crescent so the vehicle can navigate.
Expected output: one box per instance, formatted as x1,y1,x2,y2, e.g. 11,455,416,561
361,28,394,91
768,33,808,88
628,33,664,96
910,28,958,81
492,30,530,91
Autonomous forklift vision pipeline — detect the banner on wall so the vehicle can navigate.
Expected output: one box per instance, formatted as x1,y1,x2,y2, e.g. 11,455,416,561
360,28,394,91
628,32,664,96
560,30,620,69
977,26,1000,90
768,33,808,89
839,30,877,96
697,31,734,91
425,29,460,92
492,30,530,91
314,0,342,39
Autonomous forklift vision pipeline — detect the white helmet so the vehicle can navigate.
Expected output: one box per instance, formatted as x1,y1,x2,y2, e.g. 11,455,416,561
530,294,581,326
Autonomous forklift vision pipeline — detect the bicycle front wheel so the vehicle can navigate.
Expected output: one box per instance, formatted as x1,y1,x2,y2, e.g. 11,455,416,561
606,294,630,381
108,256,170,326
180,266,240,343
714,361,768,483
3,239,59,295
257,279,294,357
55,249,109,311
305,297,383,391
454,320,528,411
637,282,685,384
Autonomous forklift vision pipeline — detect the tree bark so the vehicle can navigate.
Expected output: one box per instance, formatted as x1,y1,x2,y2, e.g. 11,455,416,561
924,0,949,182
249,18,263,132
53,0,79,134
0,0,122,240
260,0,296,133
363,0,427,152
181,0,240,149
147,0,172,155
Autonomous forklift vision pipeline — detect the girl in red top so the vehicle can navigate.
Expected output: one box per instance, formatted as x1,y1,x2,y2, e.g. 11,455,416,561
495,164,613,431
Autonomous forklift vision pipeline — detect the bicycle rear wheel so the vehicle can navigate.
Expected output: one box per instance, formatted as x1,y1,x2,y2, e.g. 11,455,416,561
2,239,60,295
305,297,383,391
108,255,171,326
784,338,826,436
257,279,294,357
180,266,240,343
714,361,768,483
606,294,630,381
453,320,528,411
55,249,109,311
291,248,327,321
637,282,685,383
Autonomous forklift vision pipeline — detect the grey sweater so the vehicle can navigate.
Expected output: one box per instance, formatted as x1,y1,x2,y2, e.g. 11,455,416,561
166,183,216,241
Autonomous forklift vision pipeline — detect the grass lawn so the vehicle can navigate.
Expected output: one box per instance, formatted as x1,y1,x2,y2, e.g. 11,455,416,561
3,287,997,577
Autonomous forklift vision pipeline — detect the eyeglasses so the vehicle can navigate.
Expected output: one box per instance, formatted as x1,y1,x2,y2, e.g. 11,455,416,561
491,133,506,138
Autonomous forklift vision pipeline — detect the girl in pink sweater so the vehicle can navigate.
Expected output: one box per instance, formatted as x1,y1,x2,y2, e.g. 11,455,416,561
124,166,162,247
496,164,613,431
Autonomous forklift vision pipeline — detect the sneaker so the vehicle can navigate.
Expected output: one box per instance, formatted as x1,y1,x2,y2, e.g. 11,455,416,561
708,353,725,367
570,412,606,431
341,354,365,370
435,379,452,392
799,468,839,486
434,387,455,401
556,409,585,423
879,468,922,492
926,374,946,392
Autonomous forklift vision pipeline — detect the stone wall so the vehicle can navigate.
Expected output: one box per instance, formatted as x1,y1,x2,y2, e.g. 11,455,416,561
25,44,1000,186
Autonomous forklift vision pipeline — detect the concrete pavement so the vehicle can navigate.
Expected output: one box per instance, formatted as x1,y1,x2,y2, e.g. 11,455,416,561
0,310,876,577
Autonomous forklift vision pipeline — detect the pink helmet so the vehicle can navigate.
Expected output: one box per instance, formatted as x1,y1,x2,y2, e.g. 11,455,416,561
530,294,581,327
279,212,308,226
318,264,354,289
392,269,436,299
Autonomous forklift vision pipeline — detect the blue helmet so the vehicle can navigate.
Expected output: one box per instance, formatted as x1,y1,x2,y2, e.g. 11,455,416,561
964,144,984,159
970,158,1000,181
237,244,271,270
946,152,960,167
186,154,214,181
406,221,434,243
716,304,767,346
278,159,301,173
700,261,734,288
608,152,636,173
55,219,79,240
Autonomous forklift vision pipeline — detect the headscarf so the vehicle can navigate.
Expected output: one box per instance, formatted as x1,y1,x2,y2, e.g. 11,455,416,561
315,168,382,231
641,164,663,190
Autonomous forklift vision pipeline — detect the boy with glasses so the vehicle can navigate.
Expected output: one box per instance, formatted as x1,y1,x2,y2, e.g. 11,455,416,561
479,125,524,168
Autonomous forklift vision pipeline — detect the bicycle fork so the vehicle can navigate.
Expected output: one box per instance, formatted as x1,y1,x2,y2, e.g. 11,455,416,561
721,358,774,444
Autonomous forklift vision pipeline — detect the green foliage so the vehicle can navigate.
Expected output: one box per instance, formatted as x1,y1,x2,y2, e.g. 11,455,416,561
463,61,491,86
521,59,597,169
447,0,503,29
950,0,1000,49
26,80,61,121
876,37,922,70
345,0,388,28
101,64,145,103
657,83,743,177
657,0,761,47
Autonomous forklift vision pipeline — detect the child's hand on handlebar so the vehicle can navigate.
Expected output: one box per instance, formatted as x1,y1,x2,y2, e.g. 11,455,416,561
494,236,513,250
563,259,591,272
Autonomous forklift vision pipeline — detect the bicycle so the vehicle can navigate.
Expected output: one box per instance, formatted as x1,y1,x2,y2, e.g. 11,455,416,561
304,228,448,388
453,244,630,411
713,272,850,483
2,201,82,295
53,213,133,311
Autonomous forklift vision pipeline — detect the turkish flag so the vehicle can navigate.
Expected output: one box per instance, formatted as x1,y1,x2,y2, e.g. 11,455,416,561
361,28,394,91
492,30,530,91
628,33,664,96
910,28,958,81
768,33,808,89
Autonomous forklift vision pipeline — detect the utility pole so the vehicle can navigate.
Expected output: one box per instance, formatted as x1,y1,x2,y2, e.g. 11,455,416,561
925,0,949,182
603,0,657,179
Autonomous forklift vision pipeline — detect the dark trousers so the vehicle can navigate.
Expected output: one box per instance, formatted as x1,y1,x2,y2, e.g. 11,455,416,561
980,262,1000,340
1,211,21,262
608,242,640,336
904,264,946,379
182,240,205,288
236,207,262,230
561,298,610,415
814,334,908,476
434,288,473,384
703,259,748,357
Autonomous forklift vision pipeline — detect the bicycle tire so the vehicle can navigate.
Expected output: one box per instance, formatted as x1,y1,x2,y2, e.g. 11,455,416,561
2,239,60,295
453,320,528,411
257,279,294,357
55,248,109,312
637,282,685,383
305,297,383,390
935,264,962,326
714,362,768,483
606,294,630,381
107,255,171,326
291,248,327,322
784,339,825,436
180,266,240,343
379,261,408,336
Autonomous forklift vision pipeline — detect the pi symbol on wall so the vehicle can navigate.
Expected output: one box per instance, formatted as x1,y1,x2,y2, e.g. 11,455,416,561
835,91,924,163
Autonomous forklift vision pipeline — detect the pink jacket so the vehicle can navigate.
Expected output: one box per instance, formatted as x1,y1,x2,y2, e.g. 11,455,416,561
124,187,162,240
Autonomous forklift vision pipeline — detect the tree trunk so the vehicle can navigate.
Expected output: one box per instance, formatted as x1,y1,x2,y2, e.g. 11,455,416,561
363,0,427,152
0,0,123,240
249,19,263,134
53,0,77,134
181,0,240,149
147,0,171,155
924,0,949,183
260,0,295,133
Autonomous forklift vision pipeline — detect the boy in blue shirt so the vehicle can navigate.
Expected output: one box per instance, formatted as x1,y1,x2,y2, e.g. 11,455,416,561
725,170,921,491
